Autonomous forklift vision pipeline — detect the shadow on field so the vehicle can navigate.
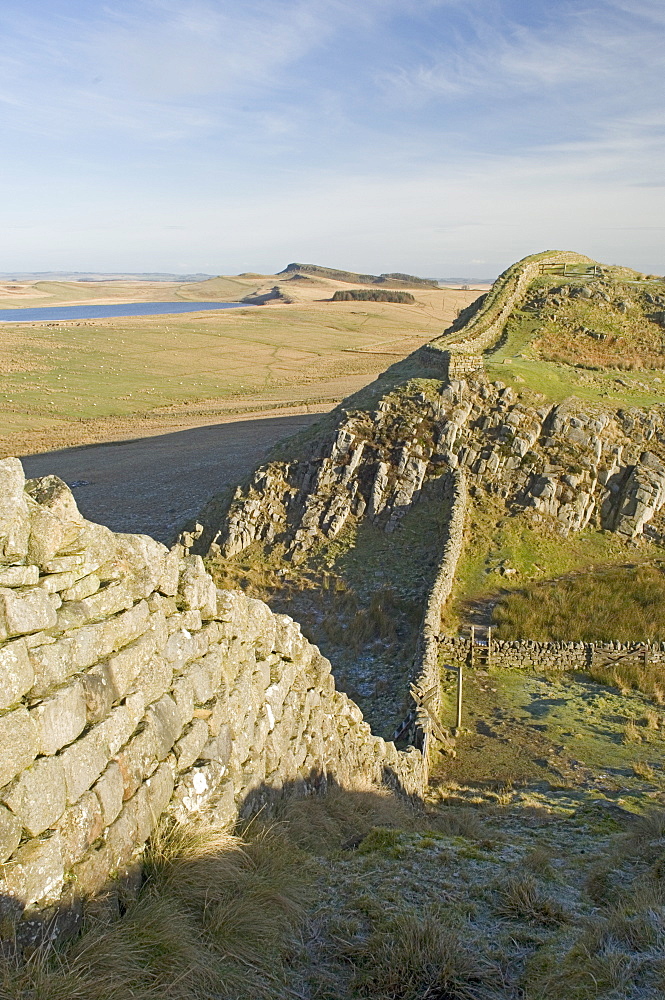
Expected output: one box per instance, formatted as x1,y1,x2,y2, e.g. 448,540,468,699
20,412,323,542
0,770,423,994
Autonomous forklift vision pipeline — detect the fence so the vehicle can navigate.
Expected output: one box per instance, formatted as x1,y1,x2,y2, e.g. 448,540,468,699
439,633,665,672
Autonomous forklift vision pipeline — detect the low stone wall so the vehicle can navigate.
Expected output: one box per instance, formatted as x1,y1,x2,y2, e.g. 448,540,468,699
427,250,595,359
439,635,665,671
409,471,467,747
0,459,425,945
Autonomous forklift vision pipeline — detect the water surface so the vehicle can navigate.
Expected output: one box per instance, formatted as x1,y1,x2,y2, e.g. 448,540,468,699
0,301,251,322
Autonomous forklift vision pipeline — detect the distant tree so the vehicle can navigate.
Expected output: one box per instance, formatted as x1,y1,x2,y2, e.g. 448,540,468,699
331,289,416,304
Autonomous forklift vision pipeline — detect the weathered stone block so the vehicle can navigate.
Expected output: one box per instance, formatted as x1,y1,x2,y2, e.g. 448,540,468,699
166,610,202,634
158,548,181,596
136,654,173,706
115,726,162,799
171,674,195,727
104,803,139,870
147,592,178,617
169,761,226,821
43,554,85,574
57,791,104,868
105,626,161,699
146,762,174,819
147,694,182,758
174,718,209,771
26,475,82,522
97,703,138,756
201,724,231,767
0,586,58,639
0,637,34,709
58,581,135,628
3,757,67,835
59,518,115,566
185,648,225,705
59,725,113,804
114,533,169,599
0,803,22,862
207,694,229,737
163,627,207,669
61,573,101,602
27,505,67,567
93,762,124,826
38,570,82,594
1,832,64,907
69,843,113,898
0,565,39,587
0,707,38,788
30,680,87,755
121,785,152,845
0,459,30,561
81,663,116,724
178,556,217,618
207,780,237,829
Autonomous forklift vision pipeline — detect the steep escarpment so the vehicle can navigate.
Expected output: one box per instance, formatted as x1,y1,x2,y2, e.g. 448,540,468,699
0,459,424,946
184,376,665,564
183,250,665,571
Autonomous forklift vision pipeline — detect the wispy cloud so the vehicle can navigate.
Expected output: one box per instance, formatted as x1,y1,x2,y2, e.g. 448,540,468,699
382,4,664,101
0,0,662,274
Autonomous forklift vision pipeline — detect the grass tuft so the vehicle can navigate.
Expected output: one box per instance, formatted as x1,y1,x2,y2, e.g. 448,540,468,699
348,905,507,1000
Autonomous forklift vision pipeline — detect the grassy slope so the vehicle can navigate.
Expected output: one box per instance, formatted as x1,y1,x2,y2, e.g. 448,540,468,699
441,266,665,635
0,282,477,457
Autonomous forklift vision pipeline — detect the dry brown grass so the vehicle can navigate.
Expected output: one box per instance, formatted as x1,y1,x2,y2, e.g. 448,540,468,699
273,780,422,855
495,873,570,926
347,905,507,1000
0,821,309,1000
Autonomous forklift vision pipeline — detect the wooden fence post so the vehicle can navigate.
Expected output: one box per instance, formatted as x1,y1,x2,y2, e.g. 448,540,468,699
470,625,475,668
456,665,463,730
487,626,493,669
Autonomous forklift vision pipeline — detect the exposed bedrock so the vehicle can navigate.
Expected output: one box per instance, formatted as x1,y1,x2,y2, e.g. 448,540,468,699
183,375,665,563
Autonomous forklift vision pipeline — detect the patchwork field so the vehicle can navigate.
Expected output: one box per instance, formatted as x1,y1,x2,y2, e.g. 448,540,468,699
0,273,481,457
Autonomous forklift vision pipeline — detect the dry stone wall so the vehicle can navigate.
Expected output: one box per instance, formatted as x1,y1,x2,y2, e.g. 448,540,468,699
0,458,425,945
408,471,466,742
440,635,665,671
427,250,595,359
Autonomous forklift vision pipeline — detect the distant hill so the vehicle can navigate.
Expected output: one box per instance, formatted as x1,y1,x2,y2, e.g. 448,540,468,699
438,277,496,286
277,263,439,288
0,271,215,282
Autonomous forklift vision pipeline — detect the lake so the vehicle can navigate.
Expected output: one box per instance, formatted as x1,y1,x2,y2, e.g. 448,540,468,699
0,301,252,322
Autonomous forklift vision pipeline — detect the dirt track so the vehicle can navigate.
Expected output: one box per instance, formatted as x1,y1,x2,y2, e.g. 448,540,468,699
21,408,326,543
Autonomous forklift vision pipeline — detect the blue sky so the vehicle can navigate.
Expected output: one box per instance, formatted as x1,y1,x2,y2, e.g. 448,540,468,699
0,0,663,276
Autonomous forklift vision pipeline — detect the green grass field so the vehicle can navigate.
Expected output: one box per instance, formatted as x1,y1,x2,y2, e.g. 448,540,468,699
0,279,476,456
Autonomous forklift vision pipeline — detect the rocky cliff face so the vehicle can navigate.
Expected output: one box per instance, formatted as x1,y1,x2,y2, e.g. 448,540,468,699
183,376,665,565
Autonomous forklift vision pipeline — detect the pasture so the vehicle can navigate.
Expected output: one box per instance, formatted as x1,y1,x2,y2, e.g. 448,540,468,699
0,273,480,456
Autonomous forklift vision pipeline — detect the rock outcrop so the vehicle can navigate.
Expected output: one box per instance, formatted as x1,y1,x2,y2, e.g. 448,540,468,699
184,377,665,566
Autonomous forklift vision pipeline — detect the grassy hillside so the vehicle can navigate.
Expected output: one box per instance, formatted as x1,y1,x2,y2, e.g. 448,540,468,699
278,262,439,288
0,283,478,457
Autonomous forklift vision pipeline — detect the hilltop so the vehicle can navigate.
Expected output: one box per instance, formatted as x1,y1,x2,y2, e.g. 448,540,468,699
277,262,440,288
